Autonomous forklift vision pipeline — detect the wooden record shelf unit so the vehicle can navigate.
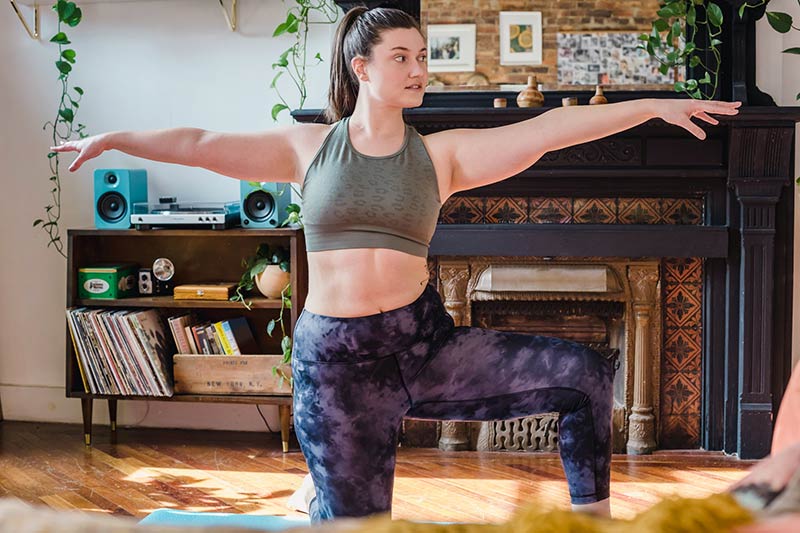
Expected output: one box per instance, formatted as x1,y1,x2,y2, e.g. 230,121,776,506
66,228,308,452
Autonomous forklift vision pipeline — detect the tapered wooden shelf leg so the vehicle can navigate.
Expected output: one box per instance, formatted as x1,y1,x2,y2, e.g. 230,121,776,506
81,398,93,446
108,399,117,444
279,404,291,453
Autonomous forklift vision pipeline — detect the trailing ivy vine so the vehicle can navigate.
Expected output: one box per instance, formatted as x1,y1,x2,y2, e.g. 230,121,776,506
270,0,339,122
639,0,724,99
34,0,87,258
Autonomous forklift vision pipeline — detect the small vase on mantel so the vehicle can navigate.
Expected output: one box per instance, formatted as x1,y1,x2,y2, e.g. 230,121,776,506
516,75,544,108
589,85,608,105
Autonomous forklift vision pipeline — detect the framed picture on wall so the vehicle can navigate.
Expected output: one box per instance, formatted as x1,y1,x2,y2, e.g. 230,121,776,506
499,11,543,66
427,24,476,72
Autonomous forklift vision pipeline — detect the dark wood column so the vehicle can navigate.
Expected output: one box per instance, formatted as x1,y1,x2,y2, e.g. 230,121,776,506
728,126,795,459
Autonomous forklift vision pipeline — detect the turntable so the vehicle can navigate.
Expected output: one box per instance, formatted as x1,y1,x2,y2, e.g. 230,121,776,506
132,198,241,230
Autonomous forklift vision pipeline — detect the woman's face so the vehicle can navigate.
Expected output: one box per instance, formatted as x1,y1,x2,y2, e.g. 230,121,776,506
354,27,428,108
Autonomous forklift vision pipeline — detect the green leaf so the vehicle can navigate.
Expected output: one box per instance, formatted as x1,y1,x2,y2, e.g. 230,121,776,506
739,3,747,19
797,92,800,100
47,152,57,159
272,48,291,69
657,3,682,18
654,19,669,32
688,4,697,26
314,52,323,62
690,89,703,99
65,7,82,27
59,108,74,122
686,79,698,91
73,86,84,95
674,80,687,92
658,63,670,75
56,60,72,75
711,38,723,47
783,47,800,55
273,21,289,37
684,42,696,55
61,2,76,22
50,32,70,45
270,71,283,89
61,49,76,63
671,20,682,39
708,3,724,27
767,12,793,33
273,12,298,36
267,319,275,336
33,219,43,227
689,55,701,67
271,103,289,121
55,1,68,19
700,71,712,84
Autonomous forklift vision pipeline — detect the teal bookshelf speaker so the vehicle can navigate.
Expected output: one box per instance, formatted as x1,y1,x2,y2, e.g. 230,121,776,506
94,169,148,229
240,181,292,228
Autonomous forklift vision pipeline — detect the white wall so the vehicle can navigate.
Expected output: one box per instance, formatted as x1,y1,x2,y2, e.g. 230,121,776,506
755,0,800,369
0,0,335,431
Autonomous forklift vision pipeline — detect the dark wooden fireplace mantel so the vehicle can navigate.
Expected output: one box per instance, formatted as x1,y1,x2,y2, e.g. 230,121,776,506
294,103,800,459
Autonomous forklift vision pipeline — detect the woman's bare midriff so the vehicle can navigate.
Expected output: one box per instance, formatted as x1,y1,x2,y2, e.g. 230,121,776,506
304,247,430,318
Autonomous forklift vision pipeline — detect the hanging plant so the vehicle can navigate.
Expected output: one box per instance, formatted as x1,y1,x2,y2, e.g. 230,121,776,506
35,0,87,258
269,0,339,122
639,0,723,100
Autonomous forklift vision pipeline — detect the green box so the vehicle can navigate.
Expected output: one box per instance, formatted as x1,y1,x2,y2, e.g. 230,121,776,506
78,262,139,299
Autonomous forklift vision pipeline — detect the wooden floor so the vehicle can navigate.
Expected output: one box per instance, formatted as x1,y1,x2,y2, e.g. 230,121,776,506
0,421,757,523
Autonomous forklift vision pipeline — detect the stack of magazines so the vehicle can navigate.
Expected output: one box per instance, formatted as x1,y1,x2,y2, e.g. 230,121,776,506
66,307,173,396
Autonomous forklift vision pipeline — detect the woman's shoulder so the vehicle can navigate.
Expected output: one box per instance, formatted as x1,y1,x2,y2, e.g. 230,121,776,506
287,122,337,152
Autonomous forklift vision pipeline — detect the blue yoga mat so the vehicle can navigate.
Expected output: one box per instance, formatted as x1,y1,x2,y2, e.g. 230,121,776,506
139,509,311,531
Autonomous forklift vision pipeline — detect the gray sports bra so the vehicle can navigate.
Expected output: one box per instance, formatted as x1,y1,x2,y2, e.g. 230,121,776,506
300,115,442,258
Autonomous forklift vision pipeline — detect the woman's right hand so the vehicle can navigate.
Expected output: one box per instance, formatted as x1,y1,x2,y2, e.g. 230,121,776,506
50,134,108,172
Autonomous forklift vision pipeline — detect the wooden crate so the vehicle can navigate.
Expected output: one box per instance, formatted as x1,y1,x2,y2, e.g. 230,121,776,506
173,354,292,395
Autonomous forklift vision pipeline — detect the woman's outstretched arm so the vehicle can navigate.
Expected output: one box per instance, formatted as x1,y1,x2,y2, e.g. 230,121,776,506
433,98,741,196
49,124,318,184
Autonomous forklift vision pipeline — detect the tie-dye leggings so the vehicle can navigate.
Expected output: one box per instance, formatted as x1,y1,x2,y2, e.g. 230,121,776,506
291,282,617,523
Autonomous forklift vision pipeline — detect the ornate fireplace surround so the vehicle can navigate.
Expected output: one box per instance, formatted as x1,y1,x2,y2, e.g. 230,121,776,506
430,258,663,456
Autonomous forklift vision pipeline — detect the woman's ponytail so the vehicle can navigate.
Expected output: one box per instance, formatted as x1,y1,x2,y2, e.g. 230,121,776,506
323,6,420,124
324,7,367,124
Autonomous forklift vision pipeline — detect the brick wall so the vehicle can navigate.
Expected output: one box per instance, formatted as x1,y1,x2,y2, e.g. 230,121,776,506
420,0,662,87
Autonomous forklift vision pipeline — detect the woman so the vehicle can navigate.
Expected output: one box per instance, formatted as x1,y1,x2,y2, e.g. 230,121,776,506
52,6,740,525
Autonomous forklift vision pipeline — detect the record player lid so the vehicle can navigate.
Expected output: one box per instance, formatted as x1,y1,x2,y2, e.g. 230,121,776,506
133,201,239,215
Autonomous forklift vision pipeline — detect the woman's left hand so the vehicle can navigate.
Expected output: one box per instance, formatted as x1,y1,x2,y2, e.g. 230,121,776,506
657,99,742,140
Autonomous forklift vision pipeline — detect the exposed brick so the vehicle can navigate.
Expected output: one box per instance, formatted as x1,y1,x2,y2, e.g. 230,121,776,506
421,0,661,87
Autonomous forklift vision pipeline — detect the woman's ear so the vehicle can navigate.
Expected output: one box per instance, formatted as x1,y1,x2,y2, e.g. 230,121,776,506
351,56,369,82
